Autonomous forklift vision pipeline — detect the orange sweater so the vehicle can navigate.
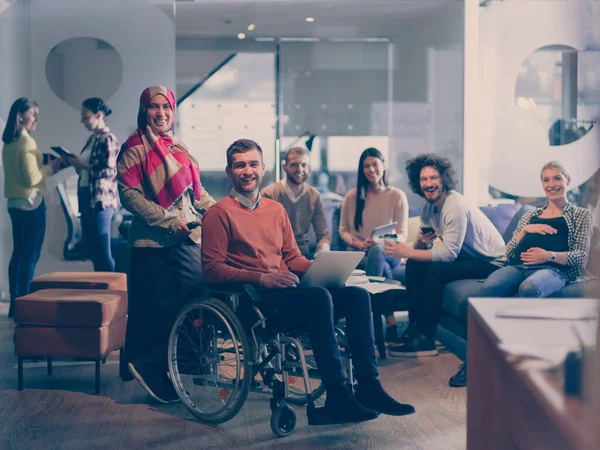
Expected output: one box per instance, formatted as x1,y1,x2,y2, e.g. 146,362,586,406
202,195,312,284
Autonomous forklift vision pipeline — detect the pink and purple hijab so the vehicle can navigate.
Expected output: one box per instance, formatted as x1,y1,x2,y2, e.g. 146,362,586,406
118,85,202,210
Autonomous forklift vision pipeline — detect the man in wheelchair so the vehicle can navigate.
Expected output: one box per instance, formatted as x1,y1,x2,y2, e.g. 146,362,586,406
201,139,415,425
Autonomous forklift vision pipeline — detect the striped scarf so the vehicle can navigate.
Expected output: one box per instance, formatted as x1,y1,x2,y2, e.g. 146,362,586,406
118,86,201,210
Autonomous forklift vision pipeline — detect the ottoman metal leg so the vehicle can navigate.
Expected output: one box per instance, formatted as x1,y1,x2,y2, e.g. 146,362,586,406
95,360,101,394
119,347,127,379
18,357,23,391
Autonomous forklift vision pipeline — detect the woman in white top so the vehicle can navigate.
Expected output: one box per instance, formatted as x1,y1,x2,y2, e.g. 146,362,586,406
66,98,120,272
339,147,409,343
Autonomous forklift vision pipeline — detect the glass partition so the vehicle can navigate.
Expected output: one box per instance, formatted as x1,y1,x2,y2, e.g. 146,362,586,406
177,52,277,200
279,40,392,197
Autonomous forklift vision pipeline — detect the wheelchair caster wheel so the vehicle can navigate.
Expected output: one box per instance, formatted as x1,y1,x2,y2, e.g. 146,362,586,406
270,405,296,437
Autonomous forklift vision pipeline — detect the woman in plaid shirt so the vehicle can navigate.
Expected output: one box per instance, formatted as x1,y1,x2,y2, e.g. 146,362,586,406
66,98,120,272
481,160,596,298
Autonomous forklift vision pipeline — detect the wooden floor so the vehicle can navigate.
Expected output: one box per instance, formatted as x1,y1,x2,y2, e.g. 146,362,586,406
0,301,466,449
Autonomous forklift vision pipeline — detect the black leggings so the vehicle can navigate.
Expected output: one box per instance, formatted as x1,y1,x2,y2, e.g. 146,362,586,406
123,241,204,378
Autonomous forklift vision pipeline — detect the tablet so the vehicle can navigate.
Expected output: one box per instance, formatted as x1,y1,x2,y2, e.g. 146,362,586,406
370,222,397,239
50,146,75,158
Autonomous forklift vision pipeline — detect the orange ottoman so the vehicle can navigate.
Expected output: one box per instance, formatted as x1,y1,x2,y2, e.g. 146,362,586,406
30,271,127,293
14,288,127,393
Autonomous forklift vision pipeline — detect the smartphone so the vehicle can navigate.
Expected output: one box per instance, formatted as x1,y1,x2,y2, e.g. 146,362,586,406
50,146,75,158
187,221,201,230
42,153,57,164
421,227,435,234
382,233,398,244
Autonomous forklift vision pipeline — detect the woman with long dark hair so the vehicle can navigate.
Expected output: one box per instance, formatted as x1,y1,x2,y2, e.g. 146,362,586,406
117,86,215,403
339,147,409,343
2,98,63,318
66,97,120,272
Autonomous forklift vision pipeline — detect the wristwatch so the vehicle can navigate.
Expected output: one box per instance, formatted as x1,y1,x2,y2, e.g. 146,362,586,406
549,252,557,262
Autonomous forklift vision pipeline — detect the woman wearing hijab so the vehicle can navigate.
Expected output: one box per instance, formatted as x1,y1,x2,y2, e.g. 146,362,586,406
67,97,119,272
117,86,215,403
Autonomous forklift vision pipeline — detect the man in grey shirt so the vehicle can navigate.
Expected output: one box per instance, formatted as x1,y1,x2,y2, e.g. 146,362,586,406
384,154,505,385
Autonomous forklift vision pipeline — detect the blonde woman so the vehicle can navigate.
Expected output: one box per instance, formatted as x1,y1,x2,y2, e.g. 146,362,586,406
482,160,596,297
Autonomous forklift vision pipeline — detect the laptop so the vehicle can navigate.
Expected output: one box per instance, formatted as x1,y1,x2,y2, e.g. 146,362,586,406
298,251,365,289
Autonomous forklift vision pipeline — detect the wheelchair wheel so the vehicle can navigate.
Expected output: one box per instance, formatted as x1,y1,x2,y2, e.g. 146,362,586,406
285,327,347,406
270,404,297,437
168,298,251,424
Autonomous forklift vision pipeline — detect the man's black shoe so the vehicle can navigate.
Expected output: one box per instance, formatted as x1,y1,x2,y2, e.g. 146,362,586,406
355,379,415,416
387,321,417,345
129,362,180,404
449,362,467,387
388,333,438,357
307,382,379,425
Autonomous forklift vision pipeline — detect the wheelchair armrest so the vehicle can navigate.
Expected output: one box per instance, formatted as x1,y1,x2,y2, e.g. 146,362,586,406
206,283,263,303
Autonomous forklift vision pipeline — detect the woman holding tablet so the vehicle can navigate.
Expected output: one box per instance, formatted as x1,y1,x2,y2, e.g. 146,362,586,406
2,97,64,318
66,97,120,272
339,147,409,343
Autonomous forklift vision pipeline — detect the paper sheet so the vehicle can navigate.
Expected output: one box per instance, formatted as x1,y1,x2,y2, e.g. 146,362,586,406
495,304,598,321
349,282,405,295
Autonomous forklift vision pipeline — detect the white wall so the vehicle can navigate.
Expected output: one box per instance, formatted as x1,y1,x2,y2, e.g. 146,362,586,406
479,0,600,198
0,0,32,297
0,0,177,282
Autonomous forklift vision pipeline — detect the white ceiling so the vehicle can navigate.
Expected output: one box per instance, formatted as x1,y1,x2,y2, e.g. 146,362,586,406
168,0,455,38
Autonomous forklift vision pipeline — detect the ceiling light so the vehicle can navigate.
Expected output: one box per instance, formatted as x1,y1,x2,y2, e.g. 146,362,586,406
237,33,246,40
305,17,315,23
247,24,255,31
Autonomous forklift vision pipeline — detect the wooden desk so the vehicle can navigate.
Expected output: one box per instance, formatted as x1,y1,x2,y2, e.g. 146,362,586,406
467,298,598,450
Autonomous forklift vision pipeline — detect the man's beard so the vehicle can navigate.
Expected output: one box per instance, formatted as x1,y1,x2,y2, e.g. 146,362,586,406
424,189,441,204
287,174,306,185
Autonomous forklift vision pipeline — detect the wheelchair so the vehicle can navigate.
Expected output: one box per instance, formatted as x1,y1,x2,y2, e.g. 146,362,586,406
167,284,354,437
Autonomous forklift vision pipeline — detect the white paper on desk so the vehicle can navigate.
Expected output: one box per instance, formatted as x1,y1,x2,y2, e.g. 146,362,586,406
495,304,598,321
352,282,405,295
498,343,572,370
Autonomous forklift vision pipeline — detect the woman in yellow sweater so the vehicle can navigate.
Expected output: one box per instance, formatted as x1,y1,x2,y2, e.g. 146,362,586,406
2,98,63,318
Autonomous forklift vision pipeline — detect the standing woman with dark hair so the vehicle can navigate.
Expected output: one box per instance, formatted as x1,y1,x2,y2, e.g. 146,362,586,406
66,98,120,272
339,147,409,343
2,98,63,318
117,86,215,403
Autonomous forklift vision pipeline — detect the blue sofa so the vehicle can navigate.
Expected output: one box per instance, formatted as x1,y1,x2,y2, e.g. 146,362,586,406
390,203,600,340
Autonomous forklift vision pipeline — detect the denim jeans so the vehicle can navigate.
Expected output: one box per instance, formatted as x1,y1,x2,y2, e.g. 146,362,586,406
8,200,46,300
481,265,566,298
78,189,115,272
364,244,401,279
257,285,378,386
